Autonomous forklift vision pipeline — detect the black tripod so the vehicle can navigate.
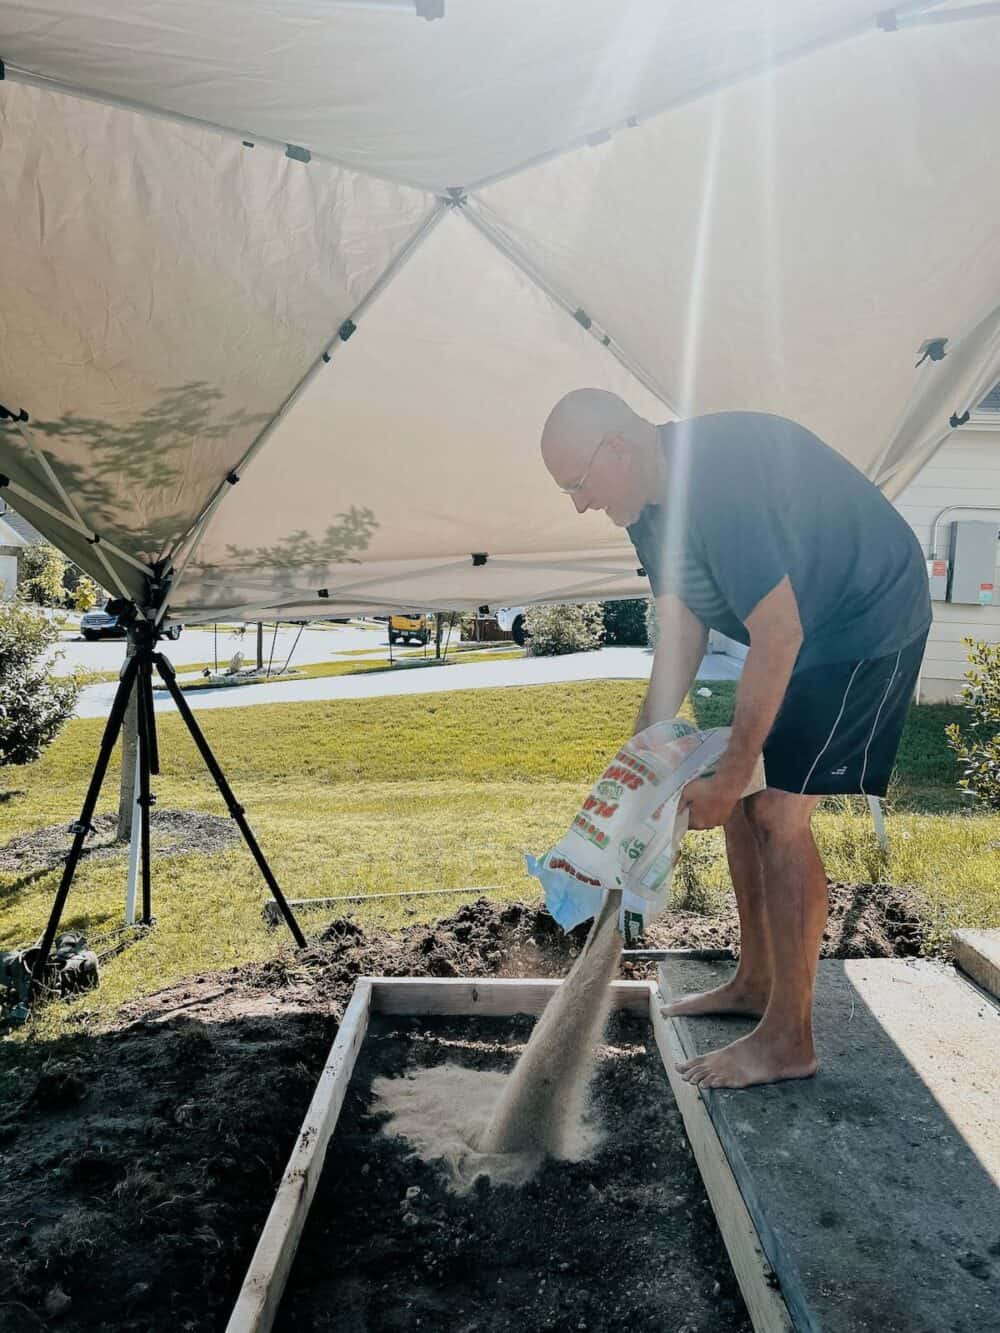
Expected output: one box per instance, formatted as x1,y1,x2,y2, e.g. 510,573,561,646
29,618,306,998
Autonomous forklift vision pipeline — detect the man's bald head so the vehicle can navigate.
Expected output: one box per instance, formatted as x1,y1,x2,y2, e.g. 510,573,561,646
539,388,662,528
540,388,648,482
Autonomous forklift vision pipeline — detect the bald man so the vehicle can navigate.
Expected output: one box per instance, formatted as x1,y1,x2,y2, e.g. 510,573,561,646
541,389,930,1089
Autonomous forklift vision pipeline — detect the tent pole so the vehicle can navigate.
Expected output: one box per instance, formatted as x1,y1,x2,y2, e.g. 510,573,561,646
459,198,680,415
29,654,141,995
0,64,429,194
135,655,160,924
152,650,307,948
124,758,142,926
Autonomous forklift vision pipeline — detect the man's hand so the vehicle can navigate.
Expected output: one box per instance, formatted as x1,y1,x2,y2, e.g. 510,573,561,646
680,769,745,830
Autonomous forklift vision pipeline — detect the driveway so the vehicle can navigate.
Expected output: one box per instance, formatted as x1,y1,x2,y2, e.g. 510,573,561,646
73,645,742,718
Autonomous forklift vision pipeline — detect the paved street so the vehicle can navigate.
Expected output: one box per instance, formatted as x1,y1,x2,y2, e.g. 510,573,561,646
73,642,742,718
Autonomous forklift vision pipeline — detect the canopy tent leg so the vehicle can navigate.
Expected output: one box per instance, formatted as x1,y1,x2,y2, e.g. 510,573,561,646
28,654,141,997
868,795,890,853
19,621,306,1021
153,650,308,948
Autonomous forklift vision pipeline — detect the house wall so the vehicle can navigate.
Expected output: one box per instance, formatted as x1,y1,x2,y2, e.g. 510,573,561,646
894,427,1000,702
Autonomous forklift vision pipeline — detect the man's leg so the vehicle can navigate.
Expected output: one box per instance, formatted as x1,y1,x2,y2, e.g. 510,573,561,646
677,789,825,1089
662,800,772,1017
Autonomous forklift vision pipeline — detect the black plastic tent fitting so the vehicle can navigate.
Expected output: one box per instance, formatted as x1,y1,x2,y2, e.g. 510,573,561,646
317,588,330,598
915,338,948,368
0,403,28,423
637,566,646,577
225,471,240,485
0,475,9,489
573,308,592,330
338,319,357,342
322,351,332,363
87,534,101,546
0,59,5,81
950,410,971,429
285,144,311,163
471,552,488,566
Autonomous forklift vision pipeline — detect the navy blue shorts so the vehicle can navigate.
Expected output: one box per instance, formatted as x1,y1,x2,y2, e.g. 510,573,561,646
762,634,927,797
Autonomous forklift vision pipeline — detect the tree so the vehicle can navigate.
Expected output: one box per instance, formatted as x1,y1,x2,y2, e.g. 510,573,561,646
946,637,1000,809
0,600,78,781
72,575,100,613
18,543,68,607
525,603,604,656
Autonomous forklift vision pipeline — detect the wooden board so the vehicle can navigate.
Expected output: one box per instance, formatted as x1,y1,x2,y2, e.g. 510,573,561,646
226,973,789,1333
952,927,1000,1000
649,996,795,1333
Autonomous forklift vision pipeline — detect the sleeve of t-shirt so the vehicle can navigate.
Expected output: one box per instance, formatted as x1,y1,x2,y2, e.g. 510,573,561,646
697,449,789,624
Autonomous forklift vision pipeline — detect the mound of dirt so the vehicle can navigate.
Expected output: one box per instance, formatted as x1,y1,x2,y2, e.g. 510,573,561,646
0,881,930,1331
0,809,238,873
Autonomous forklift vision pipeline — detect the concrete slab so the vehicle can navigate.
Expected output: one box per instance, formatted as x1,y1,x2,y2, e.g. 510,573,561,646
658,959,1000,1333
953,929,1000,1001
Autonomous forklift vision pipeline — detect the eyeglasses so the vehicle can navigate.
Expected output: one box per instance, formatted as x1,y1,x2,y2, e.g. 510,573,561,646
558,434,610,494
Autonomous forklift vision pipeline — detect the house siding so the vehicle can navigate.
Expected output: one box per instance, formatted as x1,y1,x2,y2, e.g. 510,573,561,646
894,428,1000,701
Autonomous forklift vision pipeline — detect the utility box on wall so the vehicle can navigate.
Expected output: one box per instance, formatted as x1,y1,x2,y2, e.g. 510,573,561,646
948,521,998,605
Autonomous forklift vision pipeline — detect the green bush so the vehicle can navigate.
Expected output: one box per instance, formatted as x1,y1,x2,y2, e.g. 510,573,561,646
0,600,79,774
72,575,99,613
602,599,650,646
525,603,604,656
18,542,68,607
946,637,1000,809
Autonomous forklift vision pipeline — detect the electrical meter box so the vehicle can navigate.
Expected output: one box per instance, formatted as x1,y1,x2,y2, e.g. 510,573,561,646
926,556,949,601
947,521,998,605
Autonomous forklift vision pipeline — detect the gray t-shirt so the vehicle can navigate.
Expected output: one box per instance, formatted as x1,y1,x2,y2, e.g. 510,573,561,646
627,412,930,672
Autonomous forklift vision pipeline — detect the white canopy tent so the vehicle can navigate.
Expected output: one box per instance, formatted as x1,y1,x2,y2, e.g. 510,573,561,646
0,0,999,626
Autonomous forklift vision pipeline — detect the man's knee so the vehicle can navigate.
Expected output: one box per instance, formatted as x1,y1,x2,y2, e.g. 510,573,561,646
744,789,817,846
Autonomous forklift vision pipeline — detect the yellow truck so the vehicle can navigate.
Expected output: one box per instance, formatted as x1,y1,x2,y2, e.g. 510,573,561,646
388,611,429,646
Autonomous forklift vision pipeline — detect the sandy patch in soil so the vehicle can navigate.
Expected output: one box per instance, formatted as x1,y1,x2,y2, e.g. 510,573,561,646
0,810,238,874
278,1013,753,1333
0,882,928,1330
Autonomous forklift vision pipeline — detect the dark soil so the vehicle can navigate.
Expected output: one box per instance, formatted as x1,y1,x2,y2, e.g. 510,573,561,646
0,882,930,1331
278,1012,752,1333
0,809,238,874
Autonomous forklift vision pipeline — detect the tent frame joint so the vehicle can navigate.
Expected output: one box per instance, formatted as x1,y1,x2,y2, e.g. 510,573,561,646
0,403,28,423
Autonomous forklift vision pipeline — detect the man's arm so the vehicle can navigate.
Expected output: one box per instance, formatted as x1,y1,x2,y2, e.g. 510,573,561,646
681,575,804,828
634,594,708,734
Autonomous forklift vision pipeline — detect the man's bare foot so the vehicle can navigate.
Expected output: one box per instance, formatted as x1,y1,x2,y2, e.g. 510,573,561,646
676,1027,818,1090
661,977,770,1019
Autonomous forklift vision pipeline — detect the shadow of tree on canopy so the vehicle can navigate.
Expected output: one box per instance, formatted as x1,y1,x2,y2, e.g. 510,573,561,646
189,507,379,606
31,384,270,558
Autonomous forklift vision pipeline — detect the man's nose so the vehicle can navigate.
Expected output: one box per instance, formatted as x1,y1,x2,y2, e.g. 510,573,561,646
572,492,589,514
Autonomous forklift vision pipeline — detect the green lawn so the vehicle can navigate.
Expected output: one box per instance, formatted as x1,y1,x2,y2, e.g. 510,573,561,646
0,680,996,1038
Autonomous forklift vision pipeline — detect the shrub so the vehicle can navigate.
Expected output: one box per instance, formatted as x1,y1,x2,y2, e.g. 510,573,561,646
525,603,604,656
18,542,68,607
71,575,99,613
602,599,650,646
0,600,79,774
945,637,1000,809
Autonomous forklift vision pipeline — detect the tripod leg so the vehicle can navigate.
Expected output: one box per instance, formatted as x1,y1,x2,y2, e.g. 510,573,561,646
135,661,156,925
153,653,307,948
30,655,141,992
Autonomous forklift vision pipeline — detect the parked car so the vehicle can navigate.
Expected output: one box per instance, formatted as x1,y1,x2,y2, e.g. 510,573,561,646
388,611,429,645
80,604,127,639
81,604,182,640
495,606,528,646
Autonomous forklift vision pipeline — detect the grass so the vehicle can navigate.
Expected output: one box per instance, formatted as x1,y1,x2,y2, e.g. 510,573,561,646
0,679,996,1040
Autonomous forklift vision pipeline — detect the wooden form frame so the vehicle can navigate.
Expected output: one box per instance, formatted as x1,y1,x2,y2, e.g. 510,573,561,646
225,975,795,1333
